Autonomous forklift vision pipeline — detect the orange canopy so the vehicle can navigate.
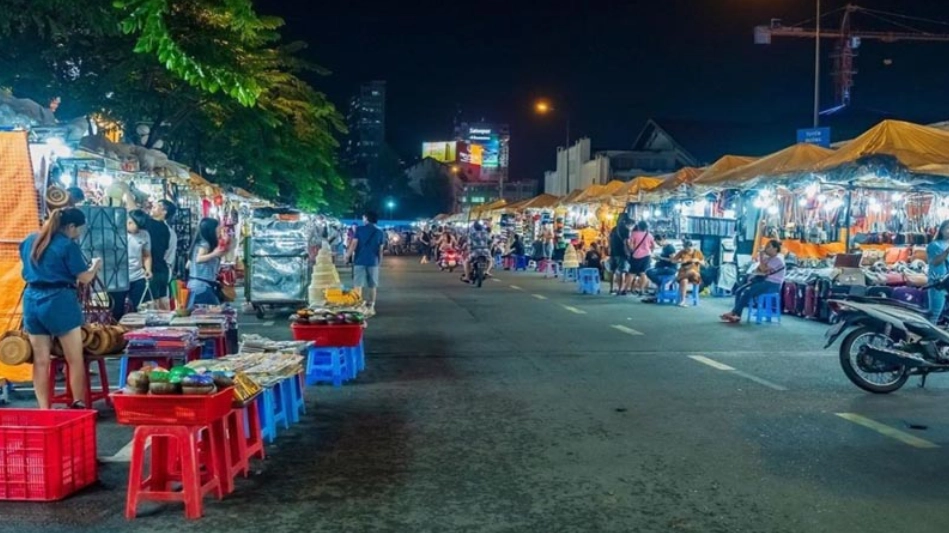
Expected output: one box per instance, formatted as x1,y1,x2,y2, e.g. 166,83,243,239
558,189,585,205
700,143,835,189
614,176,664,197
813,120,949,178
654,167,702,193
691,155,758,186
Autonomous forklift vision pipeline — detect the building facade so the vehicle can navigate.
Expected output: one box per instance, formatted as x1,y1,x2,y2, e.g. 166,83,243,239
344,80,387,187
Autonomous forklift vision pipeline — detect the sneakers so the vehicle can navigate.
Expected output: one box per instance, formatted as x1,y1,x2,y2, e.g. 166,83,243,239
364,306,376,318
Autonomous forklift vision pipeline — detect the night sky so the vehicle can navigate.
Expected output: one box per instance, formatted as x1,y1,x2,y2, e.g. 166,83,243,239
264,0,949,182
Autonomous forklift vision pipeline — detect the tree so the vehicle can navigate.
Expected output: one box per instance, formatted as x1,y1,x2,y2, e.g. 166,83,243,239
0,0,348,209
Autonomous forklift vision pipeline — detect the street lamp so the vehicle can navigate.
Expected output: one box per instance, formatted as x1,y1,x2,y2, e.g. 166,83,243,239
534,99,571,194
813,0,821,128
385,199,396,221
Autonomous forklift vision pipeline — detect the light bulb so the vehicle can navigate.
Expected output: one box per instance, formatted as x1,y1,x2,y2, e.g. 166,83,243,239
818,194,828,202
892,192,903,201
798,198,808,207
767,205,779,215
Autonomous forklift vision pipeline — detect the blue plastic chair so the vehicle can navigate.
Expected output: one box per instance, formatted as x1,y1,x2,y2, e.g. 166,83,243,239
258,387,284,443
281,375,306,424
561,267,579,282
747,292,782,324
305,346,349,388
656,276,680,305
577,268,601,294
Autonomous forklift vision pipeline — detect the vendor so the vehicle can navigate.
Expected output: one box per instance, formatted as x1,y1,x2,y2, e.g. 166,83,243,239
110,209,152,321
720,239,786,324
672,239,704,307
927,221,949,323
19,208,102,409
187,217,227,310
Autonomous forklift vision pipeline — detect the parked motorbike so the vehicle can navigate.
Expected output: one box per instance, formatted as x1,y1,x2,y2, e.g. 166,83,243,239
824,275,949,393
439,248,460,272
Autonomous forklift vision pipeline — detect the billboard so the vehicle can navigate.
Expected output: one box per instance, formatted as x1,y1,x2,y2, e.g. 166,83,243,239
422,141,457,163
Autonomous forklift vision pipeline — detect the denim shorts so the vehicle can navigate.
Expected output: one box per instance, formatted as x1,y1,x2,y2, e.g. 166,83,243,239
23,288,84,337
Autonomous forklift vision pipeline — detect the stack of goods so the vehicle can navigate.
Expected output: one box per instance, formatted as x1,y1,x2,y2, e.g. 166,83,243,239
124,327,200,357
323,287,362,308
119,311,177,328
309,246,341,304
562,244,580,269
170,315,227,339
125,364,232,395
288,308,365,326
238,334,310,354
189,352,304,388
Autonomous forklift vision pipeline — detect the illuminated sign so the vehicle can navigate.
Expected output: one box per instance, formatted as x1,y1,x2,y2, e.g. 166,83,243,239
421,141,457,163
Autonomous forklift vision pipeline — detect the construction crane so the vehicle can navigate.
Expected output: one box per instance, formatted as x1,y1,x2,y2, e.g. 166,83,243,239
755,3,949,111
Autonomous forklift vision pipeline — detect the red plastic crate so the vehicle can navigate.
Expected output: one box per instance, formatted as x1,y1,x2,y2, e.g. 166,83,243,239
0,409,98,501
111,387,234,426
291,323,364,346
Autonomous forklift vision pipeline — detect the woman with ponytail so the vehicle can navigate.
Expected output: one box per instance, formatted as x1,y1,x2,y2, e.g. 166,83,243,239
19,208,101,409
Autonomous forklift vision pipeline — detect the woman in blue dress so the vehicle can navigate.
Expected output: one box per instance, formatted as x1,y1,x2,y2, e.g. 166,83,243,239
19,208,101,408
187,218,227,310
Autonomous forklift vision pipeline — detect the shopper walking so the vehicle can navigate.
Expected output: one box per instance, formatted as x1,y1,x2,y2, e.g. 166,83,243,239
109,209,152,321
628,221,655,295
20,208,101,408
346,211,386,317
187,217,227,310
608,215,632,295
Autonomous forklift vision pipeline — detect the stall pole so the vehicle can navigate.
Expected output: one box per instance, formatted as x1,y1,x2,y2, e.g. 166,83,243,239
843,185,854,252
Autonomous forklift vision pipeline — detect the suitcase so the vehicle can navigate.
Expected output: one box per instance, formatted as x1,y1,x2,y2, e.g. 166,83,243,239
782,282,797,315
795,283,807,316
803,284,818,319
893,287,928,309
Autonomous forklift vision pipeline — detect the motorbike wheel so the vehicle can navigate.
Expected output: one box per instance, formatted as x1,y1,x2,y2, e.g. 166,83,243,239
839,326,909,394
475,267,484,288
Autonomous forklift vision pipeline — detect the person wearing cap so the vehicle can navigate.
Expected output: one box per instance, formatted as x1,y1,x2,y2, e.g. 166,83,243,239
672,238,704,307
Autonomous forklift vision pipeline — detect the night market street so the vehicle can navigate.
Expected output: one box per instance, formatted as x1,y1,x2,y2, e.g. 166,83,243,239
3,256,949,533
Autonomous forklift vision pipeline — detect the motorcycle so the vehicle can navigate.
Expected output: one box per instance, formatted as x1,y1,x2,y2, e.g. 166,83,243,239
439,248,459,272
824,275,949,393
469,254,489,288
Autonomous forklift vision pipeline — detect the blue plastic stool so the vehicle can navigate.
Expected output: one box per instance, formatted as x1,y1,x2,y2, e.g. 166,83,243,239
200,339,216,360
305,347,349,388
345,341,366,376
270,382,290,430
561,267,579,282
656,276,680,304
281,375,306,424
747,292,782,324
515,255,529,271
258,388,280,443
577,268,601,294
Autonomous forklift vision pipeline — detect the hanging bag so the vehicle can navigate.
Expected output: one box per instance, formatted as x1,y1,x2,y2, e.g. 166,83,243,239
0,289,32,366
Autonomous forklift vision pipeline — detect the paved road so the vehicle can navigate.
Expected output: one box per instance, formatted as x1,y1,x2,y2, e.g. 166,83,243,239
3,257,949,532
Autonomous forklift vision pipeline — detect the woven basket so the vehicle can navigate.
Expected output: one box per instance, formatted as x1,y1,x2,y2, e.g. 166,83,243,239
0,330,32,366
46,186,70,209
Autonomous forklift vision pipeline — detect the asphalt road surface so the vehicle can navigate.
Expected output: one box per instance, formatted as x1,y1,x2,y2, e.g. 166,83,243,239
3,256,949,532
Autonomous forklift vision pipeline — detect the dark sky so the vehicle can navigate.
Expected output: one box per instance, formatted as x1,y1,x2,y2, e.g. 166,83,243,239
263,0,949,181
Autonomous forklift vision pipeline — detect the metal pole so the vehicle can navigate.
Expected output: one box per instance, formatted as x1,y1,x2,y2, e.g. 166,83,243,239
564,117,571,195
813,0,821,128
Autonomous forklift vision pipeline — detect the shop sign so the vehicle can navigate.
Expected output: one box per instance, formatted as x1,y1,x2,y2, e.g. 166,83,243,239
796,127,831,148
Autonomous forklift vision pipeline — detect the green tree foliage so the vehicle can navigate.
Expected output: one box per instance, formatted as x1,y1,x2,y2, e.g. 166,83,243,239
0,0,348,211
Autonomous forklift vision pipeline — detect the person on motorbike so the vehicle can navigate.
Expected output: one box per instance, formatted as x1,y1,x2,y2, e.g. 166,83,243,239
462,221,491,283
927,220,949,323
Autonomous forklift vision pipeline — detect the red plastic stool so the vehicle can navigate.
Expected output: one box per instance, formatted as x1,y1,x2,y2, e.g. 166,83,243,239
243,398,265,461
49,356,111,407
225,409,250,479
125,425,222,520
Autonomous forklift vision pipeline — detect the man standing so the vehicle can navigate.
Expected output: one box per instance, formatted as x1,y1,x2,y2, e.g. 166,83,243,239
346,211,385,317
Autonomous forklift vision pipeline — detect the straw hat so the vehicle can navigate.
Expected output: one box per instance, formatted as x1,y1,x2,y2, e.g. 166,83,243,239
46,186,70,208
0,331,32,366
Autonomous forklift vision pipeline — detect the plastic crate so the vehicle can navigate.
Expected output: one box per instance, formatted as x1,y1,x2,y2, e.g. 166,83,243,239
111,387,234,426
0,409,98,501
291,323,364,347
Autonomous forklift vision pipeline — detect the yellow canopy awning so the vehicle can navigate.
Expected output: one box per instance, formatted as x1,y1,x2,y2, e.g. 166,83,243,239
699,143,835,189
812,119,949,178
691,155,758,186
558,189,585,205
518,193,561,209
653,167,703,193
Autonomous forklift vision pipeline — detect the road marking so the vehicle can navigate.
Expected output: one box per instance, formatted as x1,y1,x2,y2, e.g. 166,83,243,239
532,294,548,300
99,439,136,463
688,355,788,390
510,285,523,291
562,305,586,315
836,413,940,449
491,278,502,282
730,370,788,391
688,355,735,371
261,321,275,327
611,324,644,336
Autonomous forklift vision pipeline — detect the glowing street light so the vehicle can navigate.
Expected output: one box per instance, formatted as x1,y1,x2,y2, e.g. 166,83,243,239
534,100,553,114
385,199,396,221
532,98,571,192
